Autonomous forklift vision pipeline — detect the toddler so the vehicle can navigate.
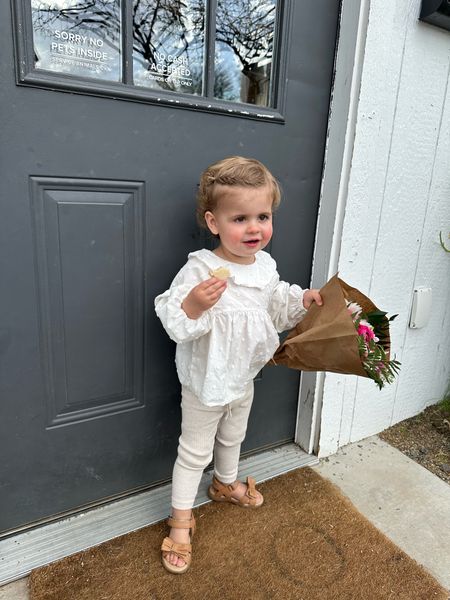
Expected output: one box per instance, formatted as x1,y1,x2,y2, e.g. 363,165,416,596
154,156,322,574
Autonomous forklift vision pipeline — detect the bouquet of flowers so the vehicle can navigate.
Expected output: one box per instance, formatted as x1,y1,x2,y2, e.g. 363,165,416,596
272,274,400,389
345,300,400,389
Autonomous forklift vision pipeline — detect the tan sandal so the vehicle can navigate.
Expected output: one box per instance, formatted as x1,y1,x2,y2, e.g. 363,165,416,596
161,513,196,574
208,476,264,508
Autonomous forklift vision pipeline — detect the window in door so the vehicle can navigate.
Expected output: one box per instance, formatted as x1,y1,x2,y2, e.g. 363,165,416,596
15,0,287,119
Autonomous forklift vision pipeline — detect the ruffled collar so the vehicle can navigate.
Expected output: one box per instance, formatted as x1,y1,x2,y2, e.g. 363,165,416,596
188,249,276,289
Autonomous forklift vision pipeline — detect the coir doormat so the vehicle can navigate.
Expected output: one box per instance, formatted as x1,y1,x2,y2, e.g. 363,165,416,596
29,468,447,600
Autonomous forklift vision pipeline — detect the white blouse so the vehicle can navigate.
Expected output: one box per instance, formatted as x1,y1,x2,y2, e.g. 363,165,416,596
154,249,307,406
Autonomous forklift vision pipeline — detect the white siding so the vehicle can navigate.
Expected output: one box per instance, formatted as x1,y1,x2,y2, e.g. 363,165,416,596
319,0,450,456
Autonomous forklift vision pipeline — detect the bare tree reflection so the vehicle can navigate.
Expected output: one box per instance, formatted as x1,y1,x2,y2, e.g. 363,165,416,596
33,1,121,45
216,0,275,104
133,0,203,92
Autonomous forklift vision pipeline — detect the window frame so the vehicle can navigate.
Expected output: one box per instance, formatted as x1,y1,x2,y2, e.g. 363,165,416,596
11,0,291,122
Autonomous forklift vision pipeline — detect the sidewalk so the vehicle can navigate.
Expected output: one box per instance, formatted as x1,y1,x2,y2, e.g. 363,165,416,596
1,435,449,599
313,435,450,591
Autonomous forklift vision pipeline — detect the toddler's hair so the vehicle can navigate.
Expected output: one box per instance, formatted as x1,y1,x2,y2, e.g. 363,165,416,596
197,156,281,229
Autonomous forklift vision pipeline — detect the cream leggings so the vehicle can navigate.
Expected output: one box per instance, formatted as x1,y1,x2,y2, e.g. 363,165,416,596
171,383,254,510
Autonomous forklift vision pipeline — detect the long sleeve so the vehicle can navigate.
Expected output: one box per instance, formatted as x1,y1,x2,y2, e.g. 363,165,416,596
268,278,308,333
154,267,212,344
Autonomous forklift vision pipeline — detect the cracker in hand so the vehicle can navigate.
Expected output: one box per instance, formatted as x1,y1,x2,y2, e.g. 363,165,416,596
209,266,230,280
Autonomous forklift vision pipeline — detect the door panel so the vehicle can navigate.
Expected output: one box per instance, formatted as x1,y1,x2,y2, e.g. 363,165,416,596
0,0,339,533
31,178,145,426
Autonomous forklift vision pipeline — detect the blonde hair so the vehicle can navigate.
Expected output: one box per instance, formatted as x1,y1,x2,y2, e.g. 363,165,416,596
197,156,281,229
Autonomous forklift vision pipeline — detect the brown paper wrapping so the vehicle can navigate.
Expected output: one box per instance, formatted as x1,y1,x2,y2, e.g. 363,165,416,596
272,274,391,378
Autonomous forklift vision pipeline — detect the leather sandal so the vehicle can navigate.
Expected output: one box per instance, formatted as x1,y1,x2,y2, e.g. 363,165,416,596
208,475,264,508
161,513,196,574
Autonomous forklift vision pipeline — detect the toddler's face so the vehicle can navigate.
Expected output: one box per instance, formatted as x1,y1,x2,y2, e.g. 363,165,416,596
204,185,273,264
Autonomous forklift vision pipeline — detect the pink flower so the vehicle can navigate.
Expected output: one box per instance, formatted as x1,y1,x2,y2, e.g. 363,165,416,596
357,319,379,343
357,324,376,343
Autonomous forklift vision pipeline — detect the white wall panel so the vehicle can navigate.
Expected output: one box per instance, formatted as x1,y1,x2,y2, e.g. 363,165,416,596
319,0,450,456
391,58,450,423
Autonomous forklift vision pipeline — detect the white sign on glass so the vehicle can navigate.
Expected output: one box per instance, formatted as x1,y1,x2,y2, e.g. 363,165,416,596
132,0,205,95
32,0,122,82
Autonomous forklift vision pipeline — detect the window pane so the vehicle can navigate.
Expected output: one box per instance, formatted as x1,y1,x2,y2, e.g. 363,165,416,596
133,0,205,95
32,0,122,82
215,0,277,107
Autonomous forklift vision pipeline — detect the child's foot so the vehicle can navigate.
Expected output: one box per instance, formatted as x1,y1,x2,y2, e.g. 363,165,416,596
228,480,264,504
164,525,191,568
208,476,264,508
161,511,195,574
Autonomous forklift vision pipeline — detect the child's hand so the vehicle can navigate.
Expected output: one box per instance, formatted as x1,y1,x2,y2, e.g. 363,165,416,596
182,277,227,319
303,289,323,310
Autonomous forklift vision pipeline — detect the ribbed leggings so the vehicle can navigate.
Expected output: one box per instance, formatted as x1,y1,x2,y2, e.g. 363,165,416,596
171,383,254,510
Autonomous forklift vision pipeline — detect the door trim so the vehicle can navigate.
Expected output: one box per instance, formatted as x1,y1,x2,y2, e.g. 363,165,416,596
295,0,370,454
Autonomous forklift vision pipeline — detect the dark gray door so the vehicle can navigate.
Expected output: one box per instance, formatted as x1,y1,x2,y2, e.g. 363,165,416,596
0,0,339,534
